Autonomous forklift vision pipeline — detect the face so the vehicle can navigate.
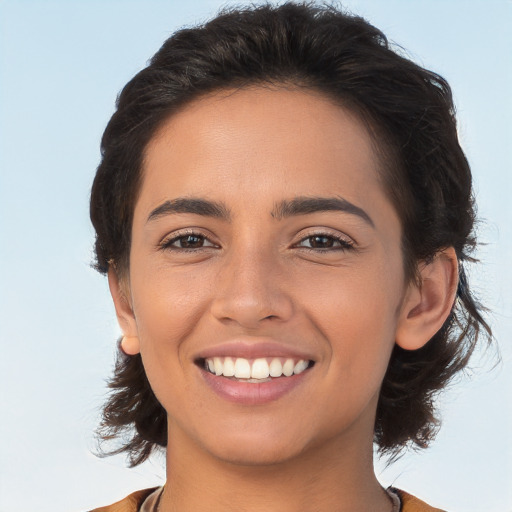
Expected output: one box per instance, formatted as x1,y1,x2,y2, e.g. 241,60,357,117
115,87,413,466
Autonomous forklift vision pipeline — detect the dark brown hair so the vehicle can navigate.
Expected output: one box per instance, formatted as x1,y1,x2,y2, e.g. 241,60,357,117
91,1,491,466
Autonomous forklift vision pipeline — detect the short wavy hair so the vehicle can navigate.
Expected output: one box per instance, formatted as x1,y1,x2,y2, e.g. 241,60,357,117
91,1,491,466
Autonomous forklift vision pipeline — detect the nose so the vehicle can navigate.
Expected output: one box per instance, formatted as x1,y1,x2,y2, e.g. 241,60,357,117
209,243,294,329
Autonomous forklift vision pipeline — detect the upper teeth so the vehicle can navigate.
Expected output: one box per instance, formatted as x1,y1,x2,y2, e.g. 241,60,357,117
205,357,309,380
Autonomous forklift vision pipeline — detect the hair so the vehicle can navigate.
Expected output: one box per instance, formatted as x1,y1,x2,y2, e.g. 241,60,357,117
91,1,491,466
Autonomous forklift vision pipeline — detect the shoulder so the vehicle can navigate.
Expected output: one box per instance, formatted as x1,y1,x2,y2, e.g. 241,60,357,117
87,488,159,512
391,488,447,512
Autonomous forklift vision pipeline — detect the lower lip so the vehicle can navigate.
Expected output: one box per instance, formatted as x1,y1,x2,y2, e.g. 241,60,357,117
200,368,311,405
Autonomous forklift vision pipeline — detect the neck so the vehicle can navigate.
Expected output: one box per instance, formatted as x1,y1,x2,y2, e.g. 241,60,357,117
159,421,392,512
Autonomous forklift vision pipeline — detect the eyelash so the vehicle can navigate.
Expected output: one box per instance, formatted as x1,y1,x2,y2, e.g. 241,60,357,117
160,230,217,252
294,232,355,252
160,229,355,254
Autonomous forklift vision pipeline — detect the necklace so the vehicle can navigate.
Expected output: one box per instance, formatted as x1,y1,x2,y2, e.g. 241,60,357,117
150,486,399,512
154,486,163,512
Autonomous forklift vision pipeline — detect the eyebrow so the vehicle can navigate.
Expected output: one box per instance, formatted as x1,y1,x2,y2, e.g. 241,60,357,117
271,196,374,227
147,198,231,223
146,195,374,227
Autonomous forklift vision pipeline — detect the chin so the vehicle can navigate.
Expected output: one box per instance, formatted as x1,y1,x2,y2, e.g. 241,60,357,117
193,419,313,467
210,438,306,467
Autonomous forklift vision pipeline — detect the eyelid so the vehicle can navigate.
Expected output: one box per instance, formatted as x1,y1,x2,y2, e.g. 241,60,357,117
159,228,219,250
293,228,356,250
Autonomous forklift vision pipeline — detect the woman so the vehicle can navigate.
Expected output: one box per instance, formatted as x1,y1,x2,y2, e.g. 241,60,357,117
89,3,490,511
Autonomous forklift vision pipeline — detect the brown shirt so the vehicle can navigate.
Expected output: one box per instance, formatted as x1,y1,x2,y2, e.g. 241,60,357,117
88,487,446,512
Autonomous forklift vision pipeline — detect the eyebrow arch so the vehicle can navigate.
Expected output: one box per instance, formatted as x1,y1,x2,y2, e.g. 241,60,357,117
147,198,231,223
271,196,374,227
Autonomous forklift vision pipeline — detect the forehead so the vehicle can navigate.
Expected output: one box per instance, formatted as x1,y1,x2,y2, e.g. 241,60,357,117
138,86,396,226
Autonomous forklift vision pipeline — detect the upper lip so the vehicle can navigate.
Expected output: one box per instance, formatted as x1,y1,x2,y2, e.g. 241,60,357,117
194,340,316,362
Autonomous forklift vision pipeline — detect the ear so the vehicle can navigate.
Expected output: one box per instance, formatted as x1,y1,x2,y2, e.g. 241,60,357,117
108,268,140,355
396,247,458,351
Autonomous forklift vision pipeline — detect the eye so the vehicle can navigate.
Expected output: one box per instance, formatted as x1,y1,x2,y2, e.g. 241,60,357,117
161,232,217,250
296,233,354,251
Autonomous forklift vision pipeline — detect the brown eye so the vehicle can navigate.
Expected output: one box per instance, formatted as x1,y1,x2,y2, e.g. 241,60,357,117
162,233,216,250
308,235,335,248
296,233,354,251
178,235,206,248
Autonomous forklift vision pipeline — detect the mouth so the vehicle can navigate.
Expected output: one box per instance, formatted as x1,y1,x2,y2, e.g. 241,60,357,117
196,356,315,382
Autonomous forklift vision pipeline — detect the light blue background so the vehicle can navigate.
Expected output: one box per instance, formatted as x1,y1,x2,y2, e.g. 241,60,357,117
0,1,510,511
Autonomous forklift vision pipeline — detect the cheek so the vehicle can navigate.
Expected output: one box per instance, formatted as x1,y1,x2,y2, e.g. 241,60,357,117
128,268,216,417
296,259,402,328
294,261,402,380
130,265,213,360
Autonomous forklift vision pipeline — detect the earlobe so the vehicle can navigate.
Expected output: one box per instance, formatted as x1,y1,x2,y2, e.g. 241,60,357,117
108,268,140,355
120,336,141,355
396,247,459,351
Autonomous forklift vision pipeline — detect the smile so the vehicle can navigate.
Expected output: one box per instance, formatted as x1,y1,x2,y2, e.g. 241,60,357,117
204,356,312,381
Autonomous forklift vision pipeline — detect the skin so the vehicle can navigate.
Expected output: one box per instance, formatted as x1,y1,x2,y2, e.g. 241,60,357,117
110,87,458,511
